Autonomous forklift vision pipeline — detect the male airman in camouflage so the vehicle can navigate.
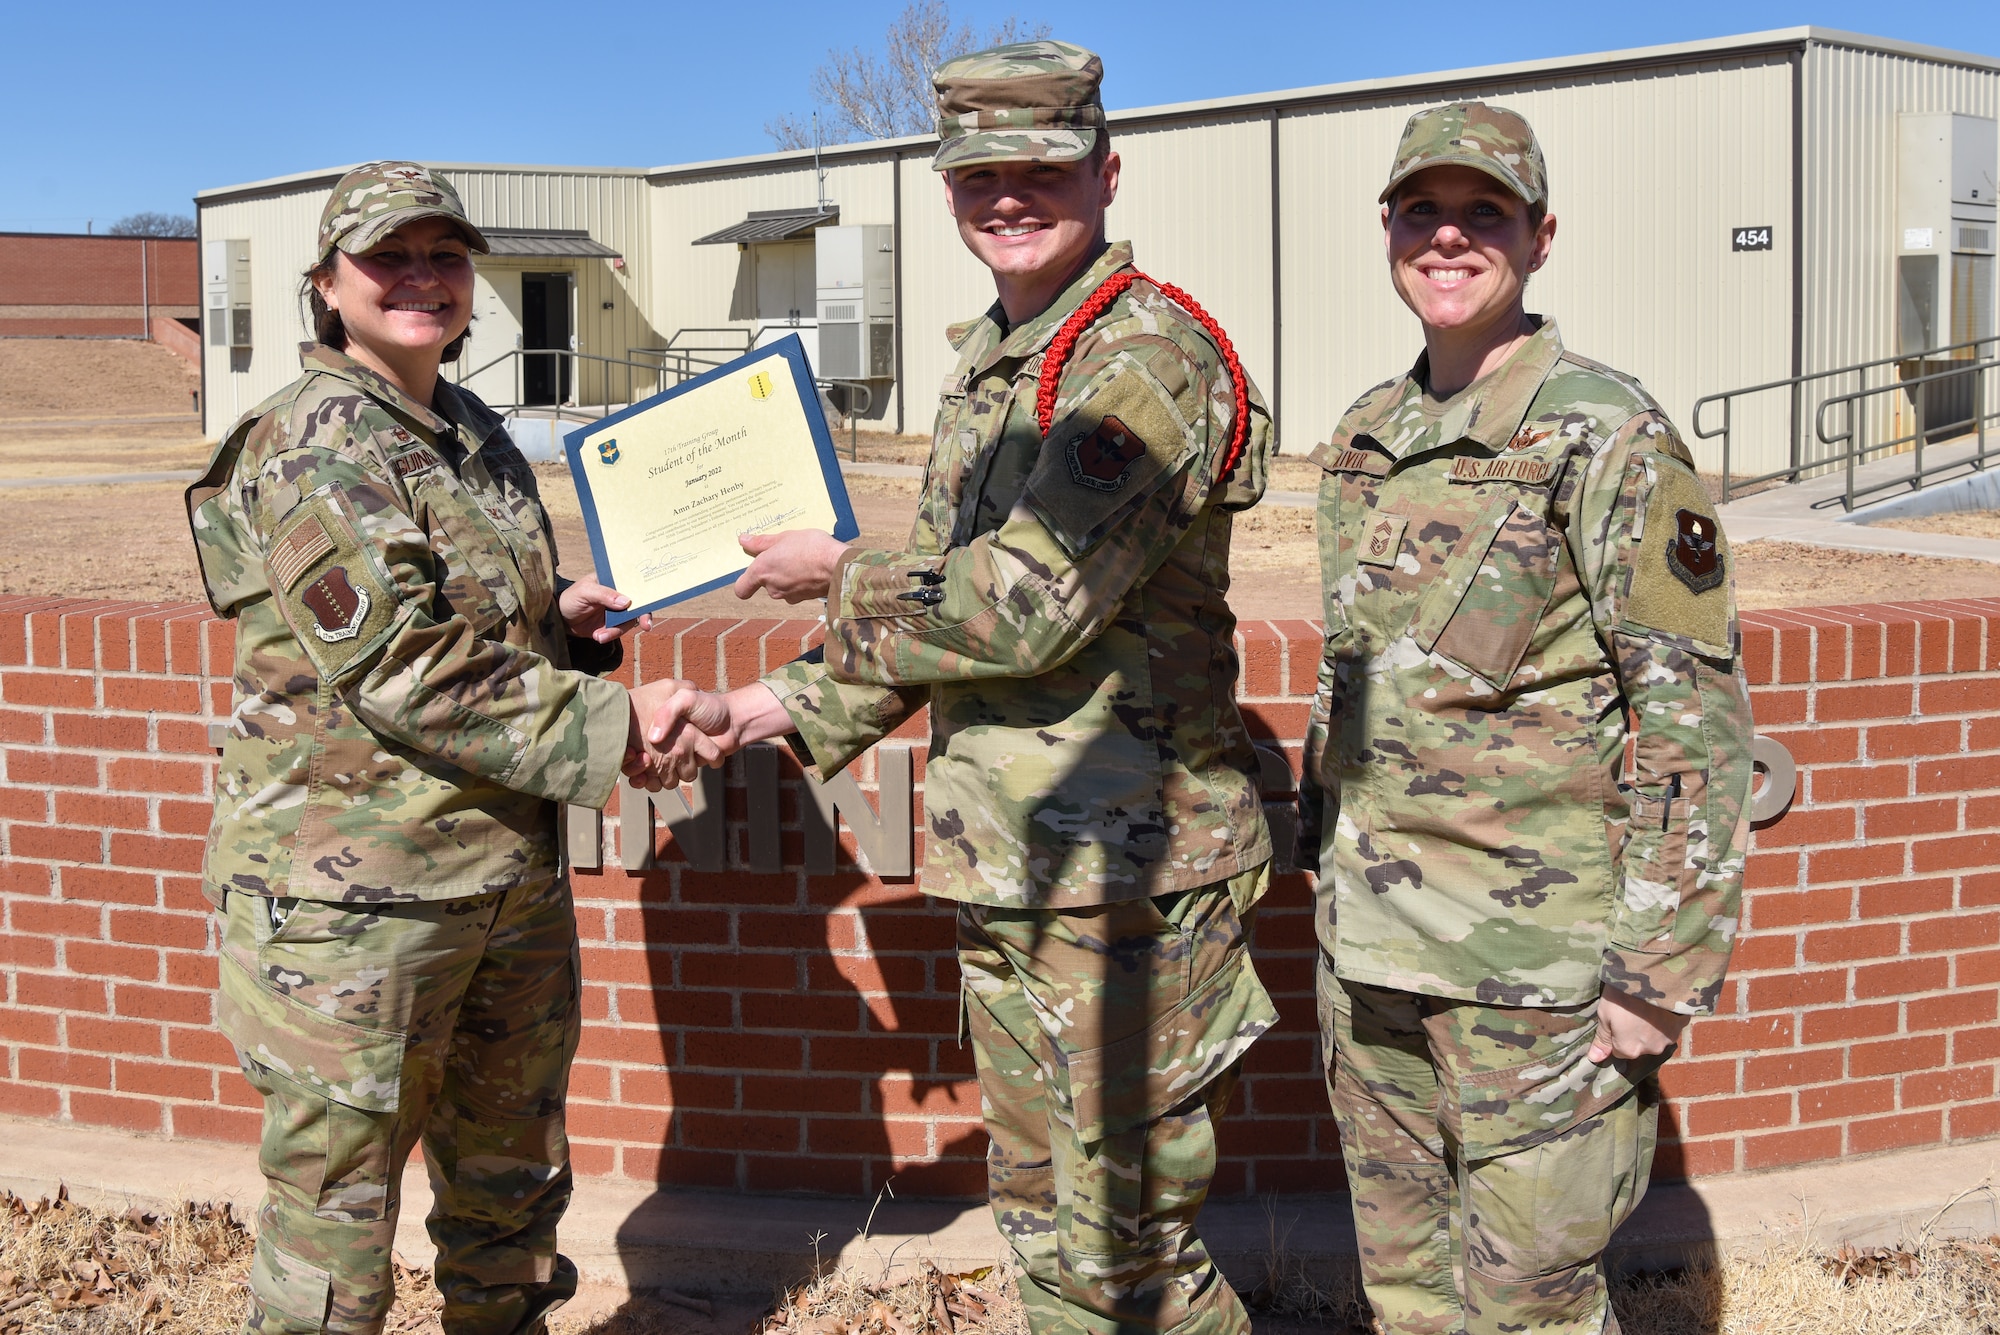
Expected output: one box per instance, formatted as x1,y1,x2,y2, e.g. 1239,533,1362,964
1299,105,1755,1333
186,163,675,1335
647,42,1277,1335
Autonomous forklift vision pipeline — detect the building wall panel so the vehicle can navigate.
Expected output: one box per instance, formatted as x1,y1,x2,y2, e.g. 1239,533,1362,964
1278,54,1794,469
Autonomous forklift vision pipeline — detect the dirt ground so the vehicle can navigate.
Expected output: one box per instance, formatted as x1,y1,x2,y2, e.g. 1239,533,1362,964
2,342,1997,617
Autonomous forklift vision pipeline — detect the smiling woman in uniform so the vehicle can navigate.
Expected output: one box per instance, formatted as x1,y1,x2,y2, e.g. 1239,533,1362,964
1298,106,1756,1334
184,162,678,1335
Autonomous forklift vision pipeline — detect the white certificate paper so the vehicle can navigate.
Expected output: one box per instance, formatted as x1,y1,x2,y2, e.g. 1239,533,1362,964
564,336,859,623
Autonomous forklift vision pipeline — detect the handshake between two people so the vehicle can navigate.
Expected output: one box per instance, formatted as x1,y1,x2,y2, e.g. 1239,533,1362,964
589,529,851,791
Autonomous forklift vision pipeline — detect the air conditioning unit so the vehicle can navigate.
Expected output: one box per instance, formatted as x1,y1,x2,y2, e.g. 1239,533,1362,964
204,238,252,348
1897,113,1996,357
814,224,894,380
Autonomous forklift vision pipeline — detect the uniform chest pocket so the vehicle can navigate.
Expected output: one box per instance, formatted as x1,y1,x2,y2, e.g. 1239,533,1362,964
1410,496,1561,690
414,478,522,633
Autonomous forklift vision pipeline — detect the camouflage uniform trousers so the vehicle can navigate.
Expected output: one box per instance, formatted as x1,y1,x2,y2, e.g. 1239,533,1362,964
958,864,1275,1335
1318,959,1662,1335
217,878,583,1335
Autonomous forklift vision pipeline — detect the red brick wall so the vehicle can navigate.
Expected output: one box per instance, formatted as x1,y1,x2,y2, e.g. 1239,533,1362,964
2,595,1997,1196
0,235,199,336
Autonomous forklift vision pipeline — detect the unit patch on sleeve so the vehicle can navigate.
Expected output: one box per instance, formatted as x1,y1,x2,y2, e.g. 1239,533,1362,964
1025,359,1198,558
301,567,371,642
1621,455,1733,653
1068,415,1146,492
1667,509,1723,593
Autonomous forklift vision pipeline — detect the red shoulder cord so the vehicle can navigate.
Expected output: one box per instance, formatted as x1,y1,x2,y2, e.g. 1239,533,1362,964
1033,269,1252,480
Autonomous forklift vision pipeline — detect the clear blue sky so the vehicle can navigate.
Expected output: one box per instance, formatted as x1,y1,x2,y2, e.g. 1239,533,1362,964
8,0,1997,232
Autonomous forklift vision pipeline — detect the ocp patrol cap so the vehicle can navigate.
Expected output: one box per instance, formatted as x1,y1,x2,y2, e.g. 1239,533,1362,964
315,161,490,264
1380,102,1548,206
931,40,1106,172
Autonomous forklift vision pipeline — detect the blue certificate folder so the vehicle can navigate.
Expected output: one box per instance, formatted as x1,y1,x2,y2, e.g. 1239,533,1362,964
563,336,860,625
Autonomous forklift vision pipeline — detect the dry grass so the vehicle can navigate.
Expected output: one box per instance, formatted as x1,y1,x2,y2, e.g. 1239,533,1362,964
1874,509,2000,542
8,1184,2000,1335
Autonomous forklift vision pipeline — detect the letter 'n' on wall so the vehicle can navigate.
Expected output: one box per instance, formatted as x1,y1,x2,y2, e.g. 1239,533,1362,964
616,770,726,872
805,744,913,877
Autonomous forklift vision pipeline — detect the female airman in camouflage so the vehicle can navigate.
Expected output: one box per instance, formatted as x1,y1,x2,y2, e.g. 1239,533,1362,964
1300,106,1755,1334
184,163,679,1335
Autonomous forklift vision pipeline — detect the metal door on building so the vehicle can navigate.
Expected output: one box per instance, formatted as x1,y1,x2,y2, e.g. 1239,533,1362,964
522,271,573,405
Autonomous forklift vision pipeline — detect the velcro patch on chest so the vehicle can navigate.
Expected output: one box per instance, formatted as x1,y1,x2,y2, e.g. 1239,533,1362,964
1449,455,1553,484
268,512,335,591
1026,359,1197,558
1357,512,1408,567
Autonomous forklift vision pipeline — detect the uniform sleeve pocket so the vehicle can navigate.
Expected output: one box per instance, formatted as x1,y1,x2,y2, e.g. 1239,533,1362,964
1413,498,1560,690
1611,785,1694,948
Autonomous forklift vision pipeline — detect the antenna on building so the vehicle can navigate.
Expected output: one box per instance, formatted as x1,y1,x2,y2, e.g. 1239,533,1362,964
814,112,828,213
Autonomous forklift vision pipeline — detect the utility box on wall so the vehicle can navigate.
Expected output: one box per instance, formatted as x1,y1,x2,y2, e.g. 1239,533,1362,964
815,225,894,381
1898,113,1997,357
204,238,252,349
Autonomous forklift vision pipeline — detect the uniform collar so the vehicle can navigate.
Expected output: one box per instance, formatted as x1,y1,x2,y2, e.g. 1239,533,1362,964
298,342,501,453
1348,316,1565,458
950,240,1136,380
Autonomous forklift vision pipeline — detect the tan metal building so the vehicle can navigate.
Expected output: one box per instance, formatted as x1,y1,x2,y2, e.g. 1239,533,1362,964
196,26,2000,477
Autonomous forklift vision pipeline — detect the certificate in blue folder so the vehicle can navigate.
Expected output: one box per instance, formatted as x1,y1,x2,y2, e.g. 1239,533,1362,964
564,336,859,624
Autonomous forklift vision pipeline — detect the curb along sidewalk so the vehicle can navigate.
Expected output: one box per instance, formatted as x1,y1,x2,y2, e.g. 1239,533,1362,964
4,1117,1995,1295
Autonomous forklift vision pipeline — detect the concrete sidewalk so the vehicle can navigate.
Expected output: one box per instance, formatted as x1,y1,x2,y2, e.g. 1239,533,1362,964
1716,435,2000,563
4,1116,1995,1295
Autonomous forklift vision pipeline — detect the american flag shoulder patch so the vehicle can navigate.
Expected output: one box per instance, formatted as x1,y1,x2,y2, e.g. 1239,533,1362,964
269,513,336,590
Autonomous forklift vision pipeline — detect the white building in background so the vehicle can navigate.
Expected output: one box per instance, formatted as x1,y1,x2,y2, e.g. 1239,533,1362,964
195,27,1999,478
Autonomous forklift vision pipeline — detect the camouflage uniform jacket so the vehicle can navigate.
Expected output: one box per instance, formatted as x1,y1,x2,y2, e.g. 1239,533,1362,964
185,344,630,907
1301,320,1754,1014
765,242,1274,907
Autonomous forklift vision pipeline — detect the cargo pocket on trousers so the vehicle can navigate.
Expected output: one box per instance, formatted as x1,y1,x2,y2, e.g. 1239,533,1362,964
1066,950,1276,1144
1464,1099,1649,1283
250,1234,335,1330
218,951,406,1218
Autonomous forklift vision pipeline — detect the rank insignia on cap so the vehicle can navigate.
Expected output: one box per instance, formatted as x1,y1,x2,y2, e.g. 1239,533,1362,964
302,567,371,642
1068,415,1145,492
1357,512,1408,568
1667,508,1723,593
597,438,620,466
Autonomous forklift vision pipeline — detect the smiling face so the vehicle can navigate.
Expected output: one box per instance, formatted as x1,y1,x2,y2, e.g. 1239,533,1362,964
313,215,475,376
1383,164,1555,346
942,151,1120,323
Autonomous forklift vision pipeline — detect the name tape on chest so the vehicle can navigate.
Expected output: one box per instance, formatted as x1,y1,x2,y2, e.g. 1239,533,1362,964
1326,447,1392,477
1449,455,1553,485
390,445,444,480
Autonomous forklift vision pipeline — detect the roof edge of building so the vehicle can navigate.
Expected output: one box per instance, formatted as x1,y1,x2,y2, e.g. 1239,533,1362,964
198,26,2000,201
195,161,652,206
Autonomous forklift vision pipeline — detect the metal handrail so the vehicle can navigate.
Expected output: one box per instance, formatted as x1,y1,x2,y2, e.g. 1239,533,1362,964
1814,352,1999,511
451,347,667,418
819,379,874,460
1694,333,2000,502
628,327,757,386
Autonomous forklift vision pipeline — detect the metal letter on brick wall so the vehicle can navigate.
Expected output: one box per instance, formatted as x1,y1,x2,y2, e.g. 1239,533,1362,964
1750,735,1797,824
806,744,913,877
618,769,726,872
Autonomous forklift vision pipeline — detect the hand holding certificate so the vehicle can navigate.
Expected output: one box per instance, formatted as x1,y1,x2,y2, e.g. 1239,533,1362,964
564,336,859,624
